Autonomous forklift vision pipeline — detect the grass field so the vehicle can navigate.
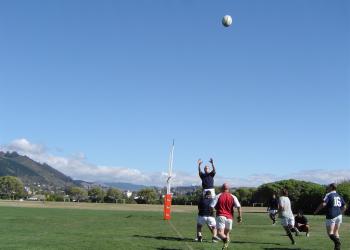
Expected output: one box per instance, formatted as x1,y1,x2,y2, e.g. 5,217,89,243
0,202,348,250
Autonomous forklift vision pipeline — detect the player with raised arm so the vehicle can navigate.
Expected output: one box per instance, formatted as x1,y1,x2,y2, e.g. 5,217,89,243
211,183,242,250
198,158,216,198
278,188,296,245
314,183,347,250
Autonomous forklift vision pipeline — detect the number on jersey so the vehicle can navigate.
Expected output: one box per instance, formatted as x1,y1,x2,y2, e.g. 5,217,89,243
333,197,342,207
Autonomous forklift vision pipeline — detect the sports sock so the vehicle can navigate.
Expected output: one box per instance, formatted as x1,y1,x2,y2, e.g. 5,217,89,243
286,228,295,244
329,235,341,249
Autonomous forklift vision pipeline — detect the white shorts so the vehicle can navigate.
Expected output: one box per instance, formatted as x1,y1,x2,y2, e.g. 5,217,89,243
269,209,278,215
197,216,216,227
203,188,216,198
216,216,233,230
281,217,295,227
326,215,342,227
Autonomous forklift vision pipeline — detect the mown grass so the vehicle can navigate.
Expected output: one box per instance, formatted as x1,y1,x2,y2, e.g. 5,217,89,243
0,205,348,249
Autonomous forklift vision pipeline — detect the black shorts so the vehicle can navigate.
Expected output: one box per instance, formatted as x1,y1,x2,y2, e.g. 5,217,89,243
296,224,309,232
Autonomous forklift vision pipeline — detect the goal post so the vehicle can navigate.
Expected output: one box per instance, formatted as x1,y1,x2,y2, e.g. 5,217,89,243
164,140,174,220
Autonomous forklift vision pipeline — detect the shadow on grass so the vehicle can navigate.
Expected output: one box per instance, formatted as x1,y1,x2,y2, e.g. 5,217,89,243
232,240,282,246
156,248,182,250
263,248,309,250
133,234,193,242
134,235,284,247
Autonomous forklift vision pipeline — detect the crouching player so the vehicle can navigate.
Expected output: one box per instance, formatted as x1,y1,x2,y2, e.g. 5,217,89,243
293,210,310,237
196,191,221,243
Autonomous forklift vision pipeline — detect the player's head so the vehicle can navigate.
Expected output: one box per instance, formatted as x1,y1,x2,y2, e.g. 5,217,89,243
281,188,288,196
297,210,304,216
327,183,337,192
204,165,210,173
221,183,230,192
204,190,211,198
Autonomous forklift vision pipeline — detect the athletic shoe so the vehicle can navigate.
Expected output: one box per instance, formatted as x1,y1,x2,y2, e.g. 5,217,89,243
291,240,296,245
306,232,310,237
198,236,202,242
212,236,221,243
213,236,221,241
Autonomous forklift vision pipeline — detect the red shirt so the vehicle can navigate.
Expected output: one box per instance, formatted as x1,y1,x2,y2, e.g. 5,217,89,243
212,192,241,219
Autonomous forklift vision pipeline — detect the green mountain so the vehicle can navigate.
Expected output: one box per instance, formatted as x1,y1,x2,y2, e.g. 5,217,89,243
0,151,77,188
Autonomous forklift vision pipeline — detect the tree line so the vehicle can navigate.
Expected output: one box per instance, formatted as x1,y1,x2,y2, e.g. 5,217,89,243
0,176,349,215
0,176,159,204
171,179,350,215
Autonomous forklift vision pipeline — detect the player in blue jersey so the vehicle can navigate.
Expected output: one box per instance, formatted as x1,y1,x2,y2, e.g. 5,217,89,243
267,193,279,225
198,158,216,198
195,191,220,243
314,183,347,250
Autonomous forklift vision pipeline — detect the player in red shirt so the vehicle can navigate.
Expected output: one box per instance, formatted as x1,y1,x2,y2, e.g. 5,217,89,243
211,183,242,250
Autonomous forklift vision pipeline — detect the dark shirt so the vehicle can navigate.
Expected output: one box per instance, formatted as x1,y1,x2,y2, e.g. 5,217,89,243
269,198,279,210
199,171,216,189
295,215,308,225
198,197,213,216
324,191,345,219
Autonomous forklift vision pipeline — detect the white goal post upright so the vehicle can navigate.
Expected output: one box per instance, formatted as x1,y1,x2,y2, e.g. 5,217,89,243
166,139,175,194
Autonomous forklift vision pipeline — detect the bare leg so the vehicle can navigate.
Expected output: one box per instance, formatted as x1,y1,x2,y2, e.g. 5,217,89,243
333,223,340,238
327,223,335,236
217,228,226,240
305,225,310,236
224,228,231,242
207,225,217,237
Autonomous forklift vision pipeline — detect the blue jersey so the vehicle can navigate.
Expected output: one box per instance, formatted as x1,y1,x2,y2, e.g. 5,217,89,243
198,197,213,216
323,191,345,219
199,171,215,189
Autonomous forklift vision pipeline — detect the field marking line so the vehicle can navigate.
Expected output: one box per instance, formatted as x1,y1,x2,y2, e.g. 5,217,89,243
168,220,194,250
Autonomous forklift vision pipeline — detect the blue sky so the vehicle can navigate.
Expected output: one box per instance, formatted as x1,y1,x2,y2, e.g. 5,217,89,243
0,0,349,186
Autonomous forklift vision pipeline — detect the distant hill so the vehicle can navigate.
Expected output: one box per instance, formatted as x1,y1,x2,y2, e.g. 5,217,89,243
104,182,148,191
0,151,77,188
0,151,174,191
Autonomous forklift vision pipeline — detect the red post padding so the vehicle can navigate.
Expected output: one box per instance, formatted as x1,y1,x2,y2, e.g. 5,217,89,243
163,194,172,220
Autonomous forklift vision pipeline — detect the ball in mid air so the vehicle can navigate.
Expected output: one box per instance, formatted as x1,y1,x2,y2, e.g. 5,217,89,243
222,15,232,27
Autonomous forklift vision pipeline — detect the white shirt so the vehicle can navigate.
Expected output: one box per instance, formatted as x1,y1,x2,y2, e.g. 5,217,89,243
279,196,293,218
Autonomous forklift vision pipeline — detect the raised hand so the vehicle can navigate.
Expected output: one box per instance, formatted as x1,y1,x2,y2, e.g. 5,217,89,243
198,159,203,165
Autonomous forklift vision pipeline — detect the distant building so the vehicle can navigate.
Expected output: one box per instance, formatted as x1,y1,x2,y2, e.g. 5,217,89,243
124,190,133,198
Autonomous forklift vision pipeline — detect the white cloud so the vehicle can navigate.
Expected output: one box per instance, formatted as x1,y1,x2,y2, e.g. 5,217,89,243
1,138,349,187
5,138,45,155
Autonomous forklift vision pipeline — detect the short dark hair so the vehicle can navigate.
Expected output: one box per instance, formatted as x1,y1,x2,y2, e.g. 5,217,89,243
281,188,288,196
329,183,337,191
